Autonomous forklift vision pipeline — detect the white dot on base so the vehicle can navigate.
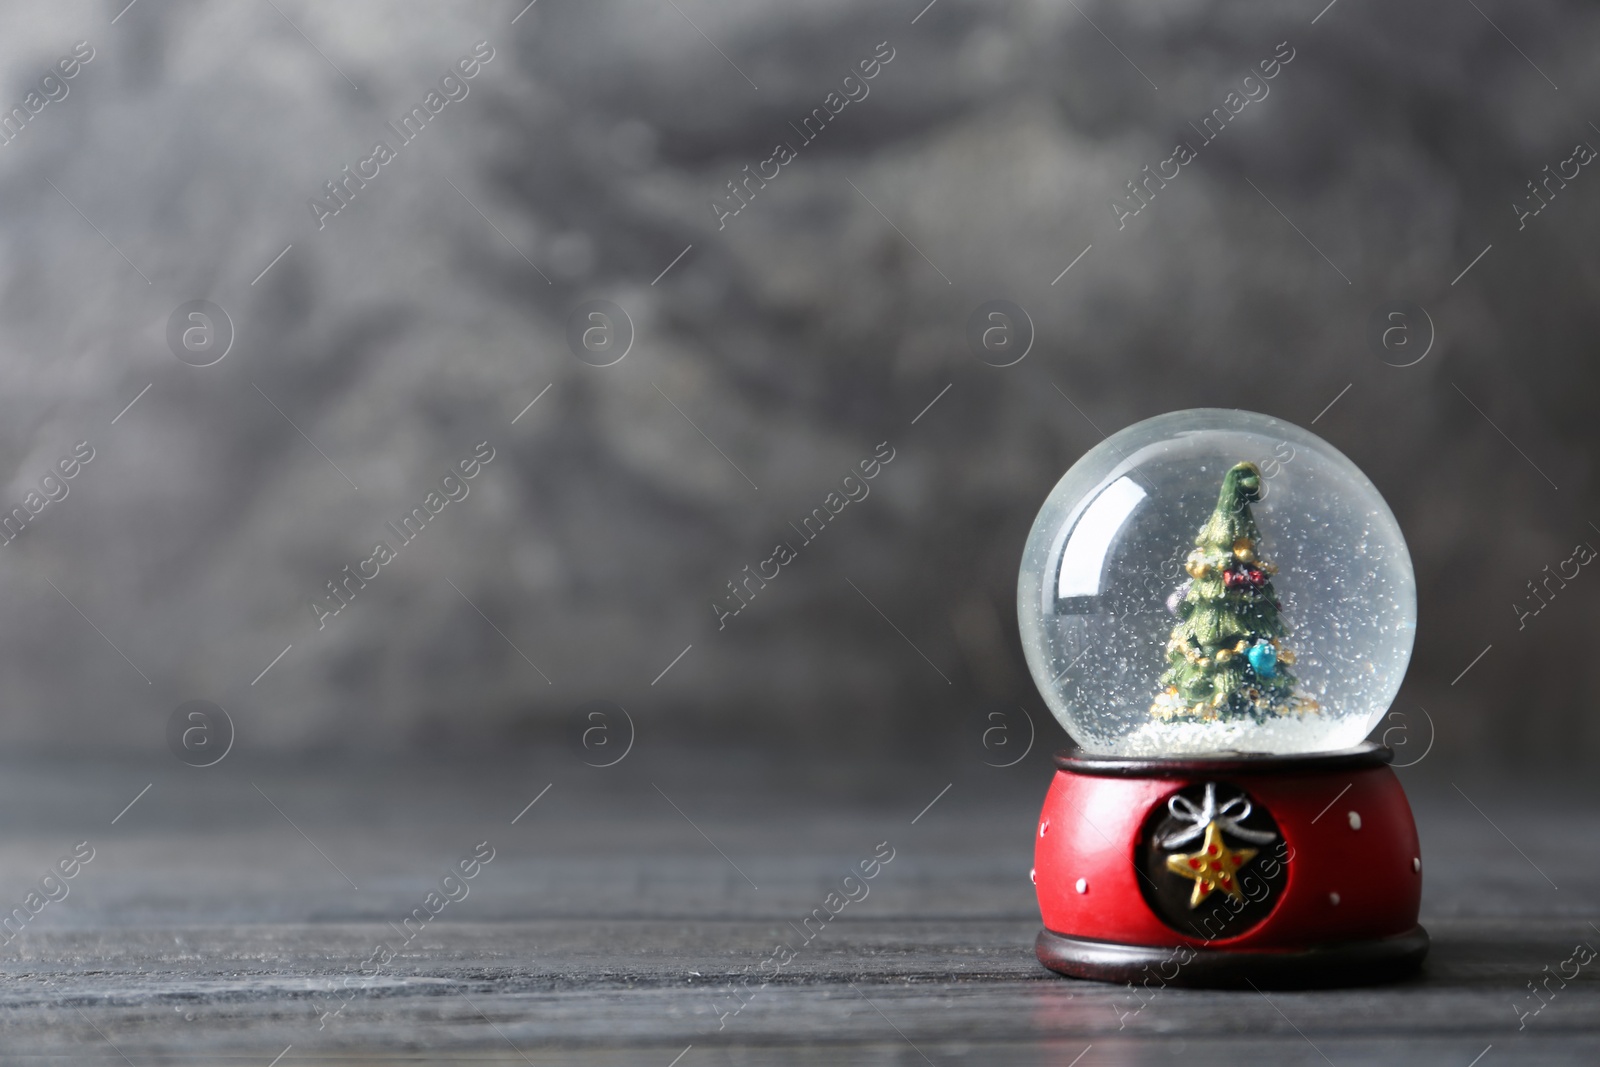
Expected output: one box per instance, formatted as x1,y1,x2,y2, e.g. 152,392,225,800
1347,811,1362,830
1030,868,1037,885
1039,820,1049,838
1412,857,1421,873
1075,878,1088,894
1329,892,1341,906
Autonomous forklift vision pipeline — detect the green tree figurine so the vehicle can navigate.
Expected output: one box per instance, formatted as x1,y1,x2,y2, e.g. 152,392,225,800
1150,462,1316,723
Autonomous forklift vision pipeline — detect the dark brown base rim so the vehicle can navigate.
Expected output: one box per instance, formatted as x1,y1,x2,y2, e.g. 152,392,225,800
1035,924,1429,989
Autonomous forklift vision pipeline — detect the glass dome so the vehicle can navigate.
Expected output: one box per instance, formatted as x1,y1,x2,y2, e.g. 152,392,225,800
1018,408,1416,757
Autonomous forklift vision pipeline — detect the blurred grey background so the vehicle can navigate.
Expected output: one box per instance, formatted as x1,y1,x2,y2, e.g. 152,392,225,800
0,0,1594,773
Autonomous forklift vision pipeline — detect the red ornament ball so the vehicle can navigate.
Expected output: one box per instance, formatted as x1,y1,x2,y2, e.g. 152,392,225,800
1224,566,1267,589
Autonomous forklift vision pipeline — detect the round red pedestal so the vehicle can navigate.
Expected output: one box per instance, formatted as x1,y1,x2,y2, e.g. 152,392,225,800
1033,742,1426,987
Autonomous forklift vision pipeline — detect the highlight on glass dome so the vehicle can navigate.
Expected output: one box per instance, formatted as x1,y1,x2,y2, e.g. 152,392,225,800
1017,408,1417,757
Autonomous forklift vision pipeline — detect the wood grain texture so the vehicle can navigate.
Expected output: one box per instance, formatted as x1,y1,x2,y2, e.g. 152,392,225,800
0,755,1591,1064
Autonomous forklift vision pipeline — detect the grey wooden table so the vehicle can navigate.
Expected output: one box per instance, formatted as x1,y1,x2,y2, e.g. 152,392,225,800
0,752,1591,1064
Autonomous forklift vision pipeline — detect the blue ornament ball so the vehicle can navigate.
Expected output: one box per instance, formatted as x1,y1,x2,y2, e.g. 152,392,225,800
1247,641,1277,679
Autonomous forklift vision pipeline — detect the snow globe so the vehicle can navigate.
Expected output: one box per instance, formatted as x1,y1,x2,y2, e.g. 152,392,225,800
1020,409,1426,986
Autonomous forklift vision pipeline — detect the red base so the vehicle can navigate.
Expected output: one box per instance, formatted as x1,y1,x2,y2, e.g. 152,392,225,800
1033,743,1425,986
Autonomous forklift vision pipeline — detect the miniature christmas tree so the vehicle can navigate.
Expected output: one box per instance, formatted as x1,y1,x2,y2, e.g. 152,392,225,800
1150,462,1315,723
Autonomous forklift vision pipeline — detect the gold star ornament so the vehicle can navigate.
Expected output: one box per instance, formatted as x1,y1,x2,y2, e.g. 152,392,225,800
1165,820,1257,907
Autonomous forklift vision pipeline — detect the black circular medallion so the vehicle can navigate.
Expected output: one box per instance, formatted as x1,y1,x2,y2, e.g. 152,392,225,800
1135,781,1288,940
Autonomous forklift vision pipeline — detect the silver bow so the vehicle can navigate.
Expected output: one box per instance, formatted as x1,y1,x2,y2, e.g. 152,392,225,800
1159,782,1278,849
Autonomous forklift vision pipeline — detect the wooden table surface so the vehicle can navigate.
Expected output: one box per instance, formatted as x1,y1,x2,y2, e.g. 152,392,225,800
0,751,1592,1065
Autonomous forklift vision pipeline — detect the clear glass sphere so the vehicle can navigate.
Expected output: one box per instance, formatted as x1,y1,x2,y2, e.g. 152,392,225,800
1018,408,1416,756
